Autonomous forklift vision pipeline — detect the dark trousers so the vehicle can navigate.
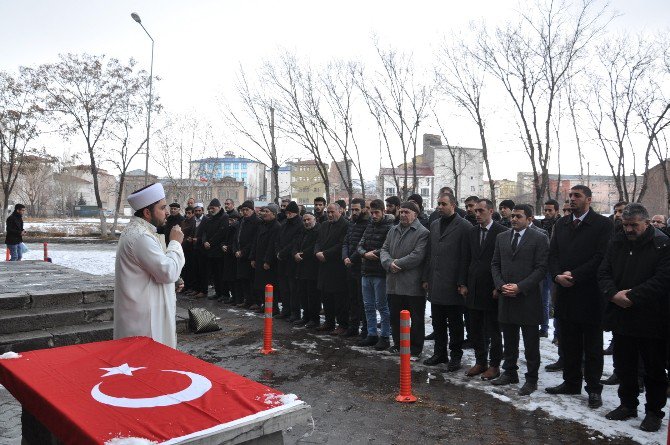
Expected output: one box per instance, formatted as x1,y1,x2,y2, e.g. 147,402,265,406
388,294,425,355
347,274,365,330
182,249,196,290
195,251,209,293
613,333,668,417
277,265,297,316
206,257,226,297
298,279,319,323
559,318,603,394
238,278,253,305
500,323,540,382
431,303,464,361
322,291,348,327
469,308,503,368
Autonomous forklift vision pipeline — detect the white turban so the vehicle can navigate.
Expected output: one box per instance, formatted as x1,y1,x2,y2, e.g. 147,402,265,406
127,183,165,211
194,202,204,209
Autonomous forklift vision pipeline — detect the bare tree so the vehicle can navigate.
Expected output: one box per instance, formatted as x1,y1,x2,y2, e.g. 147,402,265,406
15,152,55,217
0,68,42,231
34,54,144,237
223,67,281,202
478,0,610,210
357,42,431,199
587,34,657,202
436,31,495,202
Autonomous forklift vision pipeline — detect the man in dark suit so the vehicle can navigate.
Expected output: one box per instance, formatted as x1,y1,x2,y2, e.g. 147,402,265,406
315,202,350,335
234,200,260,308
491,204,549,396
459,199,508,380
423,192,472,370
546,185,613,409
199,199,229,300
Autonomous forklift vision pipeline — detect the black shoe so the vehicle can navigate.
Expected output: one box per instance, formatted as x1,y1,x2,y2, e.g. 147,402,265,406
446,360,462,372
603,343,613,355
359,330,368,339
491,373,519,386
357,336,378,347
600,373,619,385
424,332,435,340
423,354,448,366
462,339,473,349
388,345,400,354
539,329,549,338
293,319,308,327
544,360,564,372
588,393,603,409
605,405,637,421
518,381,537,396
273,313,287,319
207,294,219,300
545,382,581,395
288,316,300,323
304,321,319,329
342,327,359,338
640,413,662,432
374,337,390,351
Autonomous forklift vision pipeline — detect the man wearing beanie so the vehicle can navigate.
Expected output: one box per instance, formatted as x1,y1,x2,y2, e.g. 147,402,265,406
342,198,371,337
159,202,185,244
498,200,515,228
276,201,303,320
199,198,229,300
234,200,260,308
251,203,281,313
381,200,429,356
423,192,472,370
409,193,430,229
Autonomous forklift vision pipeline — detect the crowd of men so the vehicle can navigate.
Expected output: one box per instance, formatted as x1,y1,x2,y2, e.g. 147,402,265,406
146,185,670,433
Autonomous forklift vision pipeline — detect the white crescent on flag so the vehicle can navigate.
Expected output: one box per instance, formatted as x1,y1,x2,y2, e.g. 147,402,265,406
91,364,212,408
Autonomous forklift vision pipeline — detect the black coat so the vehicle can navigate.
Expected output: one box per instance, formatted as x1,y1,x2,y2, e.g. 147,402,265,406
357,216,394,277
598,227,670,339
294,224,320,280
315,217,349,292
234,214,260,280
428,207,466,226
4,212,23,245
276,215,303,275
159,214,185,243
460,222,509,311
223,221,238,281
199,210,229,258
541,217,558,238
181,216,197,254
314,211,328,224
252,219,281,290
549,209,613,325
342,214,370,275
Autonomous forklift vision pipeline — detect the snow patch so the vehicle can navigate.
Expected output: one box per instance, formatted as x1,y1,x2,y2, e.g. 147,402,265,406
0,352,21,359
262,392,299,406
105,438,157,445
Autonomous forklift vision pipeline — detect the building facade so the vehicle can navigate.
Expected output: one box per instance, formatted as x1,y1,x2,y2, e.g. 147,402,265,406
190,151,266,199
291,160,327,205
640,159,669,217
377,166,435,210
265,166,292,202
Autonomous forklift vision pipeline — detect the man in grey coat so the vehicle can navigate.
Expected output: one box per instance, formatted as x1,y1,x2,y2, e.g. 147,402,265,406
380,201,429,356
491,204,549,396
422,193,472,370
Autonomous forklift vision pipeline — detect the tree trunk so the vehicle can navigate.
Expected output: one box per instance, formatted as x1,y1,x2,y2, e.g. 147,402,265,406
476,114,495,204
111,173,126,236
87,147,108,237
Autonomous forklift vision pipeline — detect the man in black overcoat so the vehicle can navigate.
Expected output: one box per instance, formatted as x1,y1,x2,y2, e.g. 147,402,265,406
546,185,613,410
234,200,260,308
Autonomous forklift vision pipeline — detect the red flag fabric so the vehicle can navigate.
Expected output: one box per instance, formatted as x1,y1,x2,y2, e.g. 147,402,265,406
0,337,302,444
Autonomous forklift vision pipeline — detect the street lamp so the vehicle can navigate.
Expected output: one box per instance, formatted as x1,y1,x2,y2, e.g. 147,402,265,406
130,12,154,186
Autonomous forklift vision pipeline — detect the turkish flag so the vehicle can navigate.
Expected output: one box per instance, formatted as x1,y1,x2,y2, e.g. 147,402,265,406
0,337,302,444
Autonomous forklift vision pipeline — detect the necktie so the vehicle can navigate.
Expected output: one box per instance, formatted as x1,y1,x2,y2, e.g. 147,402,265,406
480,227,488,246
573,218,581,229
511,232,520,252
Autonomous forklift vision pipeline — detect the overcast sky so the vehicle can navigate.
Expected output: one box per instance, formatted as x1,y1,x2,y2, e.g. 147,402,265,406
2,0,669,181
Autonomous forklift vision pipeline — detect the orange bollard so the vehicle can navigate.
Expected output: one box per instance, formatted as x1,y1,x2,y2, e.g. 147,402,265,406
261,284,276,354
43,242,48,262
5,248,9,261
395,310,417,403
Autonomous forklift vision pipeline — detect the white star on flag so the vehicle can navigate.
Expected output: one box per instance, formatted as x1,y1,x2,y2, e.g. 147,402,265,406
100,363,146,377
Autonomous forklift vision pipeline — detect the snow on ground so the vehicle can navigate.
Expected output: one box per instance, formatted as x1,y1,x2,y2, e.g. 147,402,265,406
289,304,666,445
24,218,129,236
22,243,116,275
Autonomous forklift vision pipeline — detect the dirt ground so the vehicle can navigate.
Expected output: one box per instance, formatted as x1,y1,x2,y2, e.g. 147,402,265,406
176,298,638,445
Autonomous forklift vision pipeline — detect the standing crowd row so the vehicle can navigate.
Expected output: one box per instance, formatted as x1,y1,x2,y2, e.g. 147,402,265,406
165,186,669,434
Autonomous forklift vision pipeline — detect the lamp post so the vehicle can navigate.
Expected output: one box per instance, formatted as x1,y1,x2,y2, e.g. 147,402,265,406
131,12,154,186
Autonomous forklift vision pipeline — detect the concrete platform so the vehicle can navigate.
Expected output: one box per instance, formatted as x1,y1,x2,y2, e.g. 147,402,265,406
0,261,188,353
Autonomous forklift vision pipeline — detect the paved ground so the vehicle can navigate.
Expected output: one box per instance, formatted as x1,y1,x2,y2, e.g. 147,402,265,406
0,296,642,444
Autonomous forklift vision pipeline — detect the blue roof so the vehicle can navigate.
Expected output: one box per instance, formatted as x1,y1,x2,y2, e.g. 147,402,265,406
191,157,259,164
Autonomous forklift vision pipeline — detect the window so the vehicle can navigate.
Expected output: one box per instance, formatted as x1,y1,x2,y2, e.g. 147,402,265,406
420,188,430,197
241,162,247,169
234,163,239,170
471,186,475,191
385,187,396,196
